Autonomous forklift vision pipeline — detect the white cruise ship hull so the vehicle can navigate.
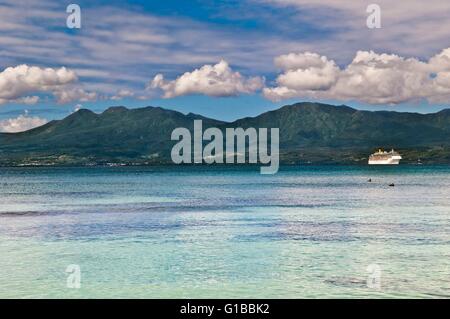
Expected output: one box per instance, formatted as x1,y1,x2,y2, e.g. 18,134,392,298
368,155,402,165
368,158,401,165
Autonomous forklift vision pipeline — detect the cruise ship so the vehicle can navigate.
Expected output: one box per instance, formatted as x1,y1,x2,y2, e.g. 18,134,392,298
368,149,402,165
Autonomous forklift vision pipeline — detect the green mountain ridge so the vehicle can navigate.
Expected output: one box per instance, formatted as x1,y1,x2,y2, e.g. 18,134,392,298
1,102,450,165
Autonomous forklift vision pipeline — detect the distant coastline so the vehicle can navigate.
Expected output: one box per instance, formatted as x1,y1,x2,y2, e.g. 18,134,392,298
1,102,450,166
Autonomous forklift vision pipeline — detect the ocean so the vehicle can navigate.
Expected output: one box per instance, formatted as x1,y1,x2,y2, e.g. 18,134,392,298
0,165,449,298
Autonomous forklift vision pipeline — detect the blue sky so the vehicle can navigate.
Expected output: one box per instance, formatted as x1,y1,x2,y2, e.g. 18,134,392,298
2,0,450,131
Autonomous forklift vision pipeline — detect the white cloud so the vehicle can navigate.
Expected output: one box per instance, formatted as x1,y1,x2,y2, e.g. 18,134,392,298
0,65,77,105
264,48,450,104
73,104,83,113
111,89,135,100
274,52,339,91
53,88,98,104
0,113,48,133
13,96,40,105
150,60,264,98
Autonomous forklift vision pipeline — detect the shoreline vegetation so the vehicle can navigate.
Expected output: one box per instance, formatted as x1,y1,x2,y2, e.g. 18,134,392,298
1,102,450,167
1,148,448,167
0,162,443,168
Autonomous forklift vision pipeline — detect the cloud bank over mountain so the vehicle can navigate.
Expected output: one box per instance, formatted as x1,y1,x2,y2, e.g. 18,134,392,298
4,48,450,107
0,112,48,133
264,49,450,104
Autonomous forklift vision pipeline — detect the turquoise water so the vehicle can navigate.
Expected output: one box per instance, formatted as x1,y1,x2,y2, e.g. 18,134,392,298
0,166,449,298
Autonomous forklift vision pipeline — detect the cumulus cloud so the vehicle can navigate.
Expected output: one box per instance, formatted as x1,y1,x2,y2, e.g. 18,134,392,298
274,52,339,91
0,65,77,105
53,88,98,104
264,48,450,104
111,89,135,100
0,112,48,133
0,64,100,105
13,96,40,105
150,60,264,98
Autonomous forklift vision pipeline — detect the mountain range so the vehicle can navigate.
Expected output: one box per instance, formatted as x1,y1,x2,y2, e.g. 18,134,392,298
1,102,450,166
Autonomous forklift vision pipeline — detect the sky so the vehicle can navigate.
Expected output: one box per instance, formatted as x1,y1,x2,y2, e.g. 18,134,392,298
2,0,450,131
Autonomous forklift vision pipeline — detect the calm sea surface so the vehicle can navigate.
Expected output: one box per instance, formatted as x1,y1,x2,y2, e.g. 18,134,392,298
0,165,449,298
